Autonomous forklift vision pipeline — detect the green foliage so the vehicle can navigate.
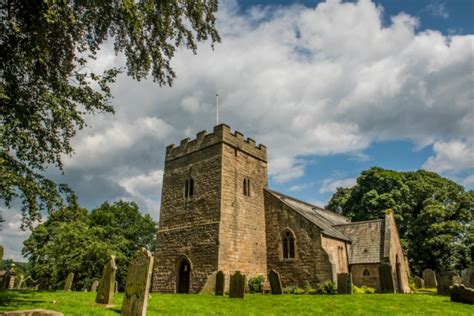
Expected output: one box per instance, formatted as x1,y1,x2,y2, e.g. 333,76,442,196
326,167,473,274
22,200,157,290
0,1,220,227
248,276,265,293
316,281,337,295
352,285,376,294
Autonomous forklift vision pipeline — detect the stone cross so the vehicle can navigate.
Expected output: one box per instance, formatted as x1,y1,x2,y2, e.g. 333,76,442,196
414,276,424,289
268,269,283,295
64,272,74,291
229,271,245,298
378,263,395,293
422,269,437,288
215,271,224,296
337,273,353,294
96,255,117,305
121,248,154,316
90,280,99,292
437,271,462,296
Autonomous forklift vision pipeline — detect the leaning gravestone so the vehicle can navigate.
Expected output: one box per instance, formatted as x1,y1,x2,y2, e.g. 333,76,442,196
90,280,99,292
450,284,474,305
423,269,437,288
96,255,117,305
378,263,395,293
200,271,217,294
229,271,245,298
337,273,353,294
437,271,462,296
64,272,74,291
414,276,424,289
215,271,225,296
461,268,474,288
121,248,154,316
268,269,283,295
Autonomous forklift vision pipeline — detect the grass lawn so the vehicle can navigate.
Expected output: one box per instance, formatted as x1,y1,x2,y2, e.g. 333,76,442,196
0,290,472,315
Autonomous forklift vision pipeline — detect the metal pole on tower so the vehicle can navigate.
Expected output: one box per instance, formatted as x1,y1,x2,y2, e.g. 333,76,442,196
216,93,219,125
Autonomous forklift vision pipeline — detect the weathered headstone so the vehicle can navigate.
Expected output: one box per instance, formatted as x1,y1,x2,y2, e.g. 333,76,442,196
115,281,119,293
378,263,395,293
1,309,64,316
461,268,474,288
121,248,154,316
90,280,99,292
437,271,462,296
64,272,74,291
200,271,217,294
337,273,353,294
96,255,117,305
268,269,283,295
414,276,424,289
229,271,245,298
450,284,474,305
262,281,271,294
215,271,224,296
423,269,437,288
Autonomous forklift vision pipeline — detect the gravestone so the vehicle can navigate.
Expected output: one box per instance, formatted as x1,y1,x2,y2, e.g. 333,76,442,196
450,284,474,305
437,271,462,296
115,281,119,293
90,280,99,292
2,263,16,289
64,272,74,291
229,271,245,298
423,269,437,288
121,248,154,316
96,255,117,305
262,281,271,294
1,309,64,316
268,269,283,295
215,271,225,296
337,273,353,294
414,276,424,289
200,271,217,294
378,263,395,293
461,268,474,288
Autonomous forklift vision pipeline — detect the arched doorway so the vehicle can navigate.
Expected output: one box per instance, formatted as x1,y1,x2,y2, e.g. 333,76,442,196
177,258,191,293
395,255,402,292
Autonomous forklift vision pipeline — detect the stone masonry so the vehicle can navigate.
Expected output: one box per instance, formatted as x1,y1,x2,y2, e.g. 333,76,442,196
153,124,267,293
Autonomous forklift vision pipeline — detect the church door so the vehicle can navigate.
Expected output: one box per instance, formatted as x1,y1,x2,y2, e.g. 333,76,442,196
177,259,191,293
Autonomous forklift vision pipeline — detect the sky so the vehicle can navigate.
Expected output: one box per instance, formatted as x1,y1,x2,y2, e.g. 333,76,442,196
1,0,473,261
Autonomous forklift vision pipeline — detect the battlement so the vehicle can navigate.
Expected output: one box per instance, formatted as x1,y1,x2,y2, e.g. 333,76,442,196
165,124,267,162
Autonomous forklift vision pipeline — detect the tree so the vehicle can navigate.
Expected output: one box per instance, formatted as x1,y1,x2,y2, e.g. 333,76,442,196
22,200,157,290
326,167,473,275
0,1,220,228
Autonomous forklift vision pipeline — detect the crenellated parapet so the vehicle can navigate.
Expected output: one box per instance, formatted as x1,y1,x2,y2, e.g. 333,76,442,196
166,124,267,162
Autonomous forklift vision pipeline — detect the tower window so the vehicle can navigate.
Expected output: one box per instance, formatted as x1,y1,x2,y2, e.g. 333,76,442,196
243,177,250,196
282,230,295,259
185,178,194,198
363,269,370,276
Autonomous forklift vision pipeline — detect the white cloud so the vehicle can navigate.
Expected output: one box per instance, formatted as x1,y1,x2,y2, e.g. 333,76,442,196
425,2,449,19
423,140,474,173
320,177,357,194
463,174,474,186
119,169,163,197
0,207,29,261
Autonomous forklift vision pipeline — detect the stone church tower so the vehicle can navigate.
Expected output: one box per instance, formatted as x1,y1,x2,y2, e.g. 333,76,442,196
153,124,268,293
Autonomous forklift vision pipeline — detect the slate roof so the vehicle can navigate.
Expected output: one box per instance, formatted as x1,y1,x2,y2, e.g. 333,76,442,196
267,190,351,241
335,220,384,264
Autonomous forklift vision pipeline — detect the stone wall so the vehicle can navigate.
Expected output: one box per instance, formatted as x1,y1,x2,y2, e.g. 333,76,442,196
264,191,333,288
383,213,410,293
351,264,381,290
218,140,268,283
321,236,349,282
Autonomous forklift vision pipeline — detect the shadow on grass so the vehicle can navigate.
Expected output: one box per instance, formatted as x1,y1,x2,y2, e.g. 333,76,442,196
0,290,47,310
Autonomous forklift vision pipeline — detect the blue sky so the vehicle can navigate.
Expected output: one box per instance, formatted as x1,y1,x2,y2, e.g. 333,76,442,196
1,0,473,261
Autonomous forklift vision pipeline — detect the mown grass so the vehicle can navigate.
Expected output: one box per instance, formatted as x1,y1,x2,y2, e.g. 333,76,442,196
0,290,472,315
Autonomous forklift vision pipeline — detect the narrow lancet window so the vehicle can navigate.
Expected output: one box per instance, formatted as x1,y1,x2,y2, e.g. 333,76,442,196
243,177,250,196
282,230,295,259
185,178,194,198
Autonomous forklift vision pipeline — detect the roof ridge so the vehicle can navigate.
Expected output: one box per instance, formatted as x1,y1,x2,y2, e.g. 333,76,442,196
334,218,384,226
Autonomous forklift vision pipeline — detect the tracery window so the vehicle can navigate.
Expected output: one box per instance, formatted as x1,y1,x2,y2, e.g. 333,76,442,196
282,230,295,259
185,178,194,198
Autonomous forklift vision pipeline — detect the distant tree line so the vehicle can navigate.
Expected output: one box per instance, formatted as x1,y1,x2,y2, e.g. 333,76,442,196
326,167,473,275
22,200,157,291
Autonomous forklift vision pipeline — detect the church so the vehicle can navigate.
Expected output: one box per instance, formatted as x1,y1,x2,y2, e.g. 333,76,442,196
152,124,410,293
